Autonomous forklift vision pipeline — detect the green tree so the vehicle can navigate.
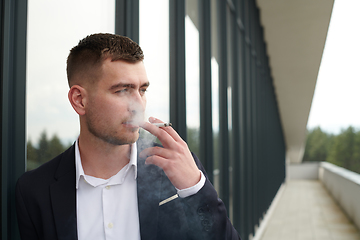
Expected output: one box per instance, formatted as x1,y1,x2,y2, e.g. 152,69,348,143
27,139,37,162
351,131,360,173
37,130,51,165
27,130,68,170
303,127,332,162
48,135,66,159
187,127,200,159
213,131,220,171
300,126,360,173
327,126,357,171
27,140,39,170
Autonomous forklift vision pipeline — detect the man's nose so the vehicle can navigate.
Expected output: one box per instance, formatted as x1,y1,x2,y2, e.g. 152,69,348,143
128,92,145,114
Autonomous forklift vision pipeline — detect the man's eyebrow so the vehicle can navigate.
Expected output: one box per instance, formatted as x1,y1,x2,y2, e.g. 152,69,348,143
109,83,134,90
142,82,150,87
109,81,150,90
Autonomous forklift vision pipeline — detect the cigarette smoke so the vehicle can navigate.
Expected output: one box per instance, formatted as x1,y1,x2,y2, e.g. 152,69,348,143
138,128,158,147
127,98,145,126
126,96,163,147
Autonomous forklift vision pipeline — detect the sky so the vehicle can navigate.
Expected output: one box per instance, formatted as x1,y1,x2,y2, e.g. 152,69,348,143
306,0,360,134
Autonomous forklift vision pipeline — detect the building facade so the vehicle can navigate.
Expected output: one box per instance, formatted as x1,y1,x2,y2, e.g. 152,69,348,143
1,0,333,239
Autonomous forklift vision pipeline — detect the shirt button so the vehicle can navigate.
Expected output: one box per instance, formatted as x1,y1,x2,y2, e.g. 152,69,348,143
108,222,113,229
105,186,111,190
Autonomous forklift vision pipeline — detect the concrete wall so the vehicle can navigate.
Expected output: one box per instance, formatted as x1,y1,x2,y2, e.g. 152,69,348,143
287,162,319,180
319,162,360,230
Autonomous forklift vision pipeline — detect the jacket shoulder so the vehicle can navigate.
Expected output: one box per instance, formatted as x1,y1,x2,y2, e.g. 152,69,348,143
17,144,75,190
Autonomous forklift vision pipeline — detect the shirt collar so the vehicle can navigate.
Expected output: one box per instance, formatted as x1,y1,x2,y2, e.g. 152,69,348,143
75,139,138,189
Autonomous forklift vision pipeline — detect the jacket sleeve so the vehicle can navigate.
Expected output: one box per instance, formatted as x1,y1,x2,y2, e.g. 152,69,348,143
180,153,241,240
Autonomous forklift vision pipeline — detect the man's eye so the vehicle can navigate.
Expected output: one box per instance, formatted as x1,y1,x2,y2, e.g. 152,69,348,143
140,88,147,94
116,89,128,93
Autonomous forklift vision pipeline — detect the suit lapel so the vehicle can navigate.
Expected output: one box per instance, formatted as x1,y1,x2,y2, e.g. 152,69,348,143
50,145,78,240
137,140,162,240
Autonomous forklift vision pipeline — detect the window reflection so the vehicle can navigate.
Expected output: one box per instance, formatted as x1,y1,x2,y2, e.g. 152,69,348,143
211,0,221,193
139,0,169,143
185,0,201,158
211,57,220,193
26,0,115,170
139,0,170,123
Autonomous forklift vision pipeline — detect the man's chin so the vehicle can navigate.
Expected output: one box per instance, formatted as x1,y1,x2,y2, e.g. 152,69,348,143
100,132,139,146
118,133,140,145
123,135,140,145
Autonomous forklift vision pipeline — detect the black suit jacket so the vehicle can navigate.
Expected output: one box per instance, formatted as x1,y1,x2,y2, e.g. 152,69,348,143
16,139,240,240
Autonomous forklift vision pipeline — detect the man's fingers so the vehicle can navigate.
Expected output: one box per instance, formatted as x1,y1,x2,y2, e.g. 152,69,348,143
145,155,169,170
139,146,173,159
147,117,183,143
139,117,201,190
140,122,178,149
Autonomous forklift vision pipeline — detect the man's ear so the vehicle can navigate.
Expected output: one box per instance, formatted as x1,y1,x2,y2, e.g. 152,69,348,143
68,85,87,116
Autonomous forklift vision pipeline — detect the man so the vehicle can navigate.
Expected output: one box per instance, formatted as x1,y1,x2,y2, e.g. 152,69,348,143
16,33,240,240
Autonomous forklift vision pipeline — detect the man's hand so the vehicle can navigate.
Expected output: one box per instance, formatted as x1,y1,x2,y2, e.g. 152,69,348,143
139,117,201,190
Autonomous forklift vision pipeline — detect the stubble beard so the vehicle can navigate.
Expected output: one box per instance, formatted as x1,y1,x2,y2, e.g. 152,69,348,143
86,114,139,146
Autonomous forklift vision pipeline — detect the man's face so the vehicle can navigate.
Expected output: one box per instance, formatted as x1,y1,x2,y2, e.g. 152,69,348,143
84,59,149,145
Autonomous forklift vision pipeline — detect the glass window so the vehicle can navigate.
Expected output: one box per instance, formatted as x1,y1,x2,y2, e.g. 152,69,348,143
185,0,201,158
139,0,170,124
211,57,220,193
211,0,220,193
26,0,115,170
227,5,234,221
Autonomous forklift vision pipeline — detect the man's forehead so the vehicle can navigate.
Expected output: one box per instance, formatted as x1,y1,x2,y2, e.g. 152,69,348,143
97,60,148,85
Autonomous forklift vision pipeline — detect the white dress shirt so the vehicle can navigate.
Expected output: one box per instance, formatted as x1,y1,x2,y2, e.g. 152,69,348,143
75,140,205,240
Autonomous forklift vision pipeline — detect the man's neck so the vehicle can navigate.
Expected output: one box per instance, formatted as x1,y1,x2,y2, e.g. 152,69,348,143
77,134,133,179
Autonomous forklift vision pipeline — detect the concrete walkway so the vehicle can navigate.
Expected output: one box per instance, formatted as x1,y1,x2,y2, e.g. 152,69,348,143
259,180,360,240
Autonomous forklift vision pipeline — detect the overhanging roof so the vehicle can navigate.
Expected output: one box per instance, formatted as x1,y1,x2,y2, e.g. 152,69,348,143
256,0,334,163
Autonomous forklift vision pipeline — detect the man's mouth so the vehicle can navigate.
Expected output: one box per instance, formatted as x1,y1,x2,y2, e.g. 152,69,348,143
123,121,140,128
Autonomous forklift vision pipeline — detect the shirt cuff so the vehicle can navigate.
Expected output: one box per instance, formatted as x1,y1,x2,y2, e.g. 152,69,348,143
176,170,206,198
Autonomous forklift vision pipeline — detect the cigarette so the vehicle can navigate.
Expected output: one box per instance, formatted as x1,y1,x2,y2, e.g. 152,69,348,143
152,122,172,127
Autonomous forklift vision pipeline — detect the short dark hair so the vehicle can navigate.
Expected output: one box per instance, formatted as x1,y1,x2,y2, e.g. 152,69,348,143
66,33,144,87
